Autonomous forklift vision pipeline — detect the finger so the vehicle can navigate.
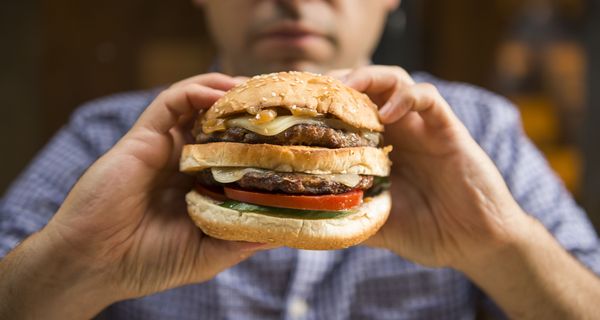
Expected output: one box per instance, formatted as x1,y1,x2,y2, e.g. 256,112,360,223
194,238,279,282
326,68,352,80
135,84,225,135
379,83,457,130
361,232,387,249
170,72,245,91
342,65,415,96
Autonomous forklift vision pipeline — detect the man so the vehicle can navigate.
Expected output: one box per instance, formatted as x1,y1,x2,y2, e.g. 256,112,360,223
1,0,599,319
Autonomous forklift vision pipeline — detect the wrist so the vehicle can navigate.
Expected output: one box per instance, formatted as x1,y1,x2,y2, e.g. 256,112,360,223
452,210,600,319
451,207,537,275
42,225,123,305
0,227,119,319
453,209,555,288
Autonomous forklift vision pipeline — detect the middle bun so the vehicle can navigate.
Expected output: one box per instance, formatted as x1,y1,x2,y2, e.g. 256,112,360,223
181,142,392,176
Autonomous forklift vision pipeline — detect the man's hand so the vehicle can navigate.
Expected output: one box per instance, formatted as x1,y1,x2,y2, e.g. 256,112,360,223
330,66,600,319
0,73,269,319
330,66,526,268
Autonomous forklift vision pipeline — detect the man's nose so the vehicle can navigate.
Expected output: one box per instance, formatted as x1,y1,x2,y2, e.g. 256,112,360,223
275,0,302,19
277,0,336,4
275,0,336,16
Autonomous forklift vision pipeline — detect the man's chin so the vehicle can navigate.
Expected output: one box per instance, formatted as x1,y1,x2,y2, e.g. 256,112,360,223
268,60,330,74
229,56,333,76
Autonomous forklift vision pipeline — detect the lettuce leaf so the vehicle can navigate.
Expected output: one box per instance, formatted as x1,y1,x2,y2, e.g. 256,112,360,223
219,201,356,220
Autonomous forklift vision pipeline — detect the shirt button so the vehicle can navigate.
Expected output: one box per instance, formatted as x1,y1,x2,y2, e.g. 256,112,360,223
289,297,309,319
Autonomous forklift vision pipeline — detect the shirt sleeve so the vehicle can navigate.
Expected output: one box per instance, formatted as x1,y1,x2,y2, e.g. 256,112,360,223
476,97,600,275
0,125,94,257
0,93,146,258
455,91,600,319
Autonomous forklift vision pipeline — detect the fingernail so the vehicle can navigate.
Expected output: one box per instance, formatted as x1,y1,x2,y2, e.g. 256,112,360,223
239,243,266,252
379,102,392,119
340,74,353,84
237,242,278,252
233,77,247,84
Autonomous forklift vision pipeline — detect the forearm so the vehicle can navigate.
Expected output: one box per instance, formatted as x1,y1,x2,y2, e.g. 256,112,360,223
0,228,115,319
461,214,600,319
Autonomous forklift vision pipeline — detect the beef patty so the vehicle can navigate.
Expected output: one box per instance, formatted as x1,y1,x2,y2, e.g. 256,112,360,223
196,124,382,148
197,169,374,195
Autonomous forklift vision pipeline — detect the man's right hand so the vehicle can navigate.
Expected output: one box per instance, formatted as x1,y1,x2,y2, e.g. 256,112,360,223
329,66,527,269
0,73,271,320
330,66,600,319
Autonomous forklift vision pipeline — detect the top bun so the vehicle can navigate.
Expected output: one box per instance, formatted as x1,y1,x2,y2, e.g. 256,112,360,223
202,71,384,132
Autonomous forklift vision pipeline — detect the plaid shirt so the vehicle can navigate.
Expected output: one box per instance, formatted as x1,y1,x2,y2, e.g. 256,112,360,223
1,73,599,319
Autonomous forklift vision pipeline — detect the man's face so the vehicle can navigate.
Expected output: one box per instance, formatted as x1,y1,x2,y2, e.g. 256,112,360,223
197,0,399,76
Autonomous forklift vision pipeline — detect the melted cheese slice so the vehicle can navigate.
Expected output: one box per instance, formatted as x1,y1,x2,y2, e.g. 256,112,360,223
211,167,363,187
226,115,379,144
226,115,323,136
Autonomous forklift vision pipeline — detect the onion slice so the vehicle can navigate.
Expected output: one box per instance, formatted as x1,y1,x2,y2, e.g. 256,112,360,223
211,167,264,183
211,167,362,187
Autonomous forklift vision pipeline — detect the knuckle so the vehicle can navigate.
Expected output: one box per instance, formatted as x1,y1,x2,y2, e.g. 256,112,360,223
162,83,199,100
183,82,203,93
327,69,351,80
418,82,439,95
204,72,222,78
198,72,228,84
390,65,408,75
354,65,370,72
352,66,371,77
385,65,413,85
400,90,417,106
157,87,175,100
168,80,183,89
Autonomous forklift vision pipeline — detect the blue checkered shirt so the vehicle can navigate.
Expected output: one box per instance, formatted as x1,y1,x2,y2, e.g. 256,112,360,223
1,73,599,319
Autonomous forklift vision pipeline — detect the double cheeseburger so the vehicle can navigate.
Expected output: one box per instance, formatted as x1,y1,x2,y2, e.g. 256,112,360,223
180,71,392,250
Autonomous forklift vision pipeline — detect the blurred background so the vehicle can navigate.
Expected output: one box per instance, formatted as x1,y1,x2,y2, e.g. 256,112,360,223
1,0,598,229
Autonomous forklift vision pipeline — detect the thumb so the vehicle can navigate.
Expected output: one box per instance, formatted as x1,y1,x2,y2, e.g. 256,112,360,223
193,238,278,281
362,232,387,249
134,84,224,136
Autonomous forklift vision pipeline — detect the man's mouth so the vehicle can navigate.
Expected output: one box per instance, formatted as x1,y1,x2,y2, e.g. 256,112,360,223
254,22,330,47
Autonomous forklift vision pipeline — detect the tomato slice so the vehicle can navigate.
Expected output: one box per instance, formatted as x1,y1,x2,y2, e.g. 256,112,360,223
195,184,228,202
223,187,363,211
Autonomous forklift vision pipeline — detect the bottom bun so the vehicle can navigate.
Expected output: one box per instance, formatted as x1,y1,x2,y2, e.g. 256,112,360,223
186,190,391,250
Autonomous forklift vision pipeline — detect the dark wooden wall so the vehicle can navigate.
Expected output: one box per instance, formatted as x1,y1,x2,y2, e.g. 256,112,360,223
422,0,507,87
1,1,41,194
1,1,214,193
39,1,215,141
584,0,600,228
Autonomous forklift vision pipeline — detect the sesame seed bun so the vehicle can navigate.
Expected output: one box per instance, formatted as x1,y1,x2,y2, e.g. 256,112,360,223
202,71,384,132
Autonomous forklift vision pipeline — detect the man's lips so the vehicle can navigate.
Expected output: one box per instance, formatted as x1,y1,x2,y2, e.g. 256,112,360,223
253,23,330,46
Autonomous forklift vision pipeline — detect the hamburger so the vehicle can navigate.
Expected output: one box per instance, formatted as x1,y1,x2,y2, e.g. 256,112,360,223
180,71,392,250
